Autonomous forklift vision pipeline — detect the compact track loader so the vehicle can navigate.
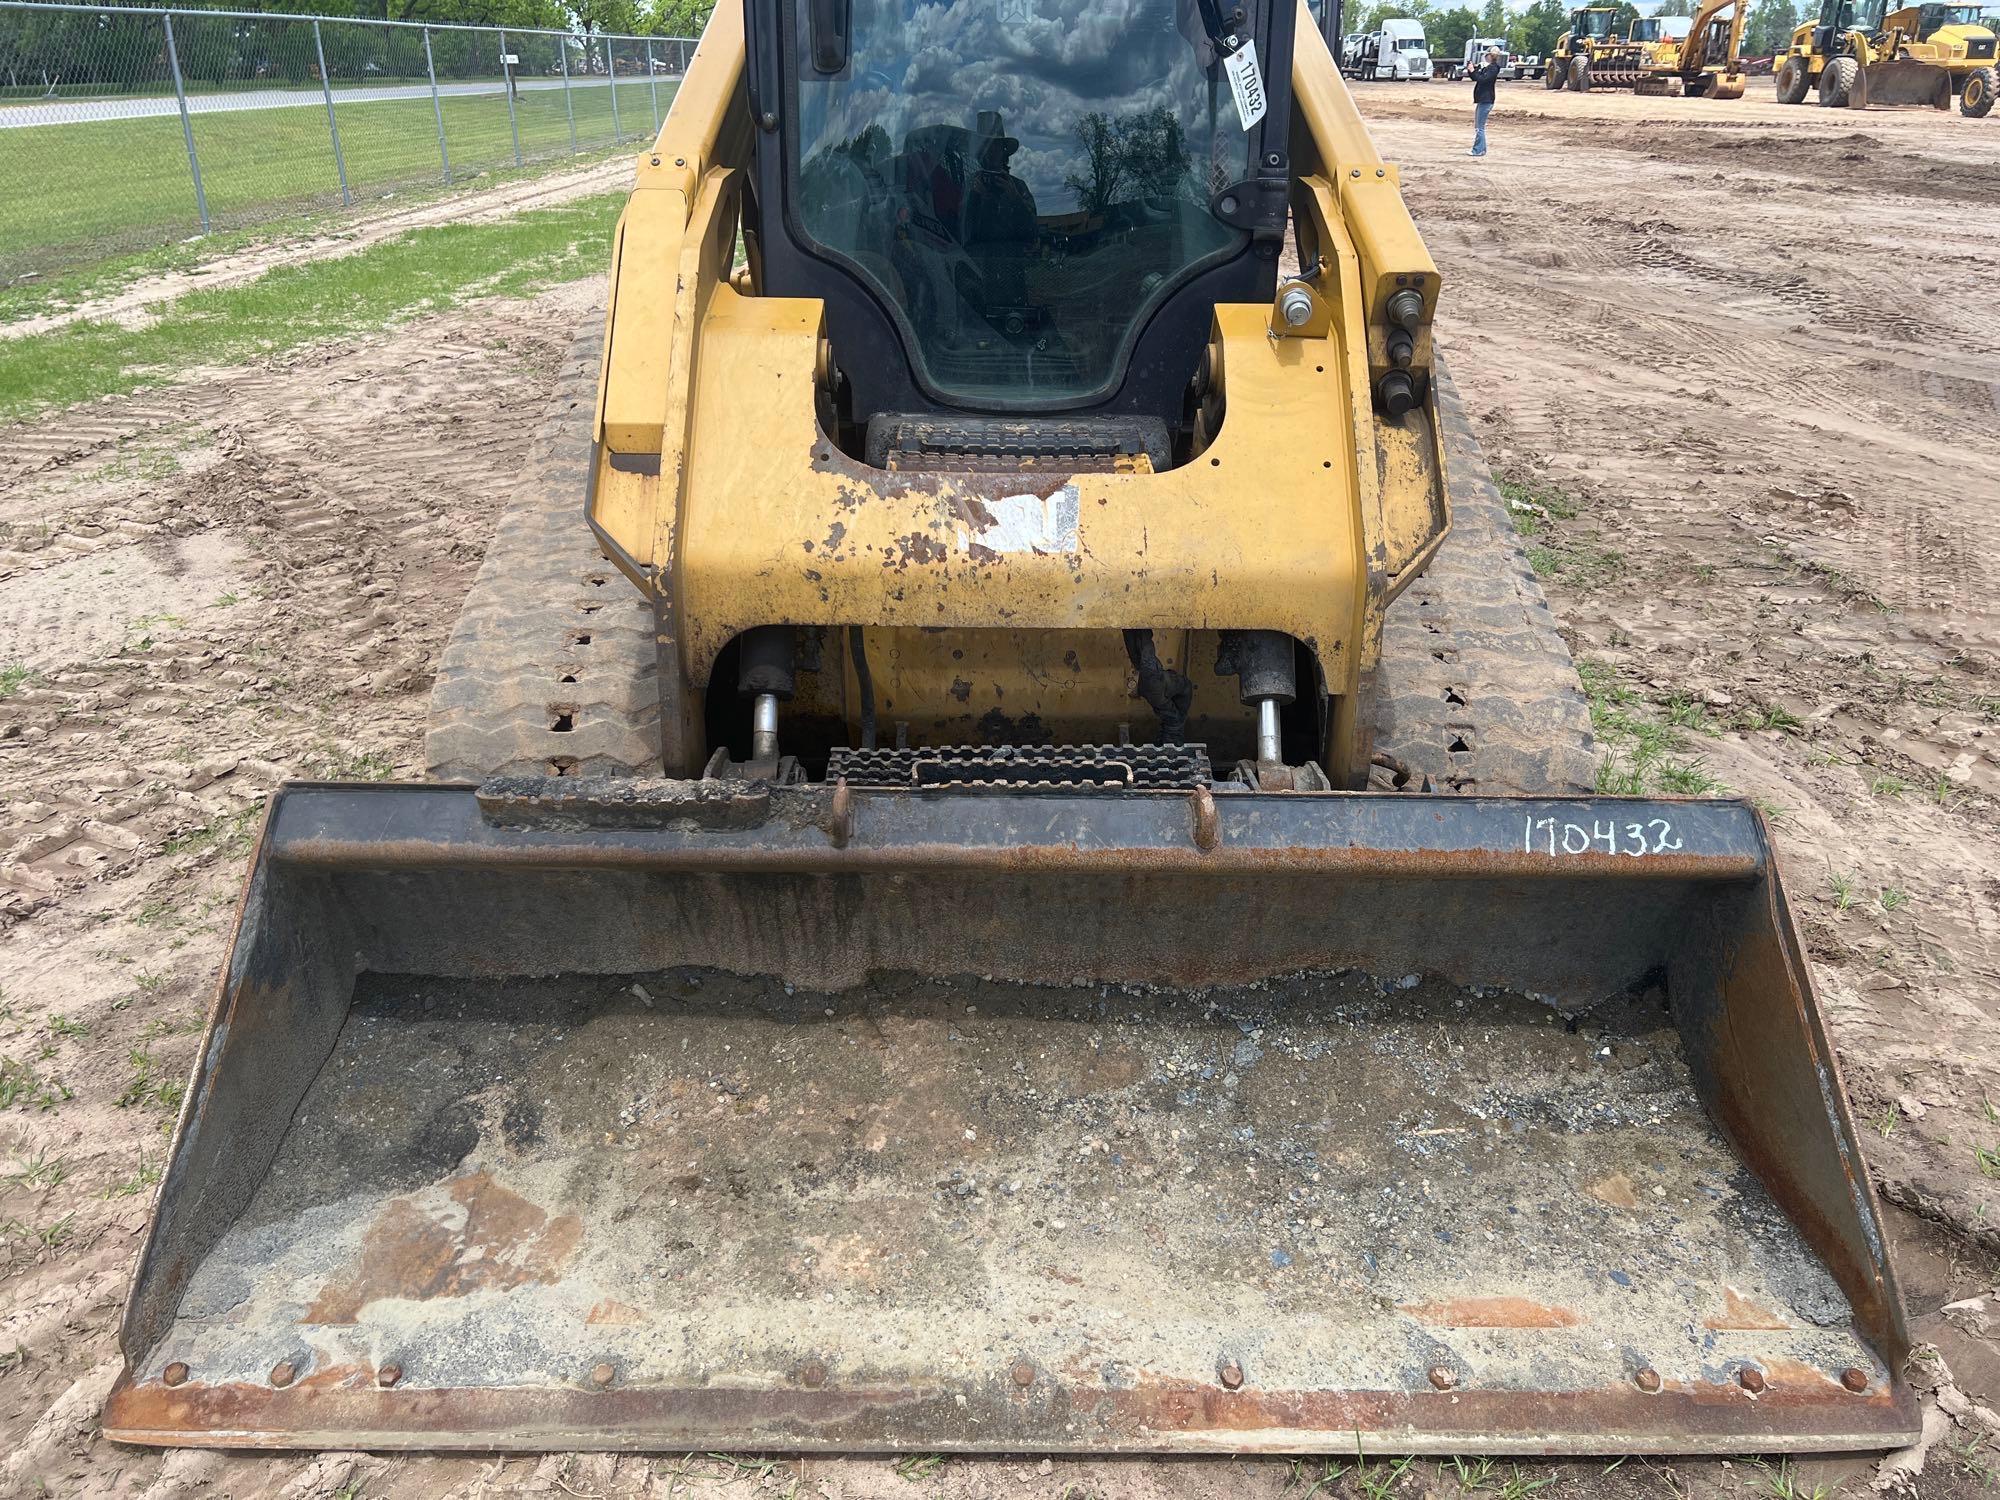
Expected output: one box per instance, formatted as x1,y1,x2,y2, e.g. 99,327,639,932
106,0,1917,1458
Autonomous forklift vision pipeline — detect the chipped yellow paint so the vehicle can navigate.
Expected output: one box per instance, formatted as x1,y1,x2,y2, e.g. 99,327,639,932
672,291,1361,692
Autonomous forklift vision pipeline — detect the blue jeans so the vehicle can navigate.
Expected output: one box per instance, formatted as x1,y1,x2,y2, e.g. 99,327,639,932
1473,100,1493,155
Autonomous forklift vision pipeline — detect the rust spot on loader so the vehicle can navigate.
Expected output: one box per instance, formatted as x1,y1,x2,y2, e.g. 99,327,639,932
1400,1296,1584,1329
1591,1173,1642,1209
1705,1287,1792,1332
305,1171,581,1324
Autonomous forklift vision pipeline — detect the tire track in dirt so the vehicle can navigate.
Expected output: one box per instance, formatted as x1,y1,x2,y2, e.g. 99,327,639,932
0,282,602,911
1361,88,2000,1280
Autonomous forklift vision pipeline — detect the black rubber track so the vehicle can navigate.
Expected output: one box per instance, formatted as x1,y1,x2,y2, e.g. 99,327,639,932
425,336,661,781
429,341,1597,795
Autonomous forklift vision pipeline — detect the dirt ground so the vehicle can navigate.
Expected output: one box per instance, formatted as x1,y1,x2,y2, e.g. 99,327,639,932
2,81,1998,1500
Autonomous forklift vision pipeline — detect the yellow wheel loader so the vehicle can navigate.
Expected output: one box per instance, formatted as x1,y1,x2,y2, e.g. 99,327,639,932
1542,5,1648,89
1775,0,1956,107
105,0,1919,1458
1894,1,1998,113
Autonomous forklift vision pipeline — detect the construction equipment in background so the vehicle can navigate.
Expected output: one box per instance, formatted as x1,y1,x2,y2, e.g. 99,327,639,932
1545,0,1749,94
1447,36,1531,79
1635,0,1752,95
103,0,1919,1459
1895,1,1997,113
1542,5,1644,88
1775,0,1956,108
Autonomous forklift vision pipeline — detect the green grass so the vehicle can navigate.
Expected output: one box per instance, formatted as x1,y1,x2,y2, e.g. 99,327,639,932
0,191,622,420
1498,472,1623,588
1495,472,1578,535
103,1150,163,1199
115,1048,187,1113
1576,659,1724,797
2,78,670,277
1753,1456,1838,1500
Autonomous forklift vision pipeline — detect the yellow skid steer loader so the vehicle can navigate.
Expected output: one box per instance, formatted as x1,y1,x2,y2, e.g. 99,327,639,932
104,0,1917,1458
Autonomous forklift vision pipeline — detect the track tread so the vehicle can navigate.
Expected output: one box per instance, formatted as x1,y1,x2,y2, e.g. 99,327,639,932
424,335,662,781
1366,369,1599,795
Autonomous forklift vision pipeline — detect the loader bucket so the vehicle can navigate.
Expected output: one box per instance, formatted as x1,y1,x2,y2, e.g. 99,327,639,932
1857,59,1954,107
105,779,1919,1456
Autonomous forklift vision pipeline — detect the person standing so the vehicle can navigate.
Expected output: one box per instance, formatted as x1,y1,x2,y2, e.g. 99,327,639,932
1470,46,1503,157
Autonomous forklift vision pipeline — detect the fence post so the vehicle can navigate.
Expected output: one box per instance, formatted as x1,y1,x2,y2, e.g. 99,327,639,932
161,13,210,235
605,36,621,141
646,38,659,130
311,19,352,207
499,27,523,167
560,36,577,154
422,26,452,185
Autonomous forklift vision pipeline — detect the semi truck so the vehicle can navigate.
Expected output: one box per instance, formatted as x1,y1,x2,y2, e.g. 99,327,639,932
1346,17,1435,77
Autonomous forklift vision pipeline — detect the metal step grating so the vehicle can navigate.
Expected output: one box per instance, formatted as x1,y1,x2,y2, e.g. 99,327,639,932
827,742,1213,791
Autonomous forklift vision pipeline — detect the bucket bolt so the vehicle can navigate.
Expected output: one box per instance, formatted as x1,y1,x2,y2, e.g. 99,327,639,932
1377,286,1426,416
162,1361,189,1388
737,626,795,768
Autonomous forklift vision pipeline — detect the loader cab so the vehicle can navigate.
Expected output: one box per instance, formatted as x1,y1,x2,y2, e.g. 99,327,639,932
1913,1,1986,25
1816,0,1890,45
1565,6,1621,44
1911,1,1998,51
743,0,1298,461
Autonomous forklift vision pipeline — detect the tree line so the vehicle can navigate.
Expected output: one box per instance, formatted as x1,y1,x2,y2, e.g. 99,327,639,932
0,0,714,97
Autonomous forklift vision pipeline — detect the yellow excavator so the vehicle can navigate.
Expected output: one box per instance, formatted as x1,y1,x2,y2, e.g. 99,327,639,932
1629,0,1752,96
1776,0,1957,107
103,0,1917,1459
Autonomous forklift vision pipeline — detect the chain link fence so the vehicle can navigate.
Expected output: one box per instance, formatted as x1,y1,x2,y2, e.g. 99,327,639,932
0,1,694,283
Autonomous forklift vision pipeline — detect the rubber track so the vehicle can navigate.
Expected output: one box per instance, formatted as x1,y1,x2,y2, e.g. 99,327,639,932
1367,369,1599,794
429,343,1596,794
425,335,662,780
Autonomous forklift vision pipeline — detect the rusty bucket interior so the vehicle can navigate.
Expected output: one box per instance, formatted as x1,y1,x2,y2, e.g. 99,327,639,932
104,780,1919,1455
